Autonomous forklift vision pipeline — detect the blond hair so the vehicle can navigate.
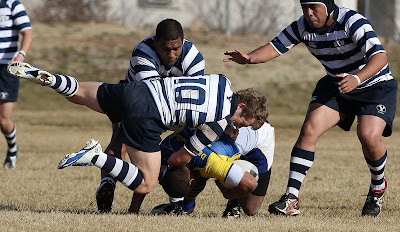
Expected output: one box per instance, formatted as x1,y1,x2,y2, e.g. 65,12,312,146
236,88,268,129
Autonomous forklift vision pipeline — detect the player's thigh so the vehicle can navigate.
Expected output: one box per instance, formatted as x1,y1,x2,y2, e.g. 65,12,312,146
357,115,386,143
301,103,341,138
240,194,264,216
126,145,161,191
0,102,14,119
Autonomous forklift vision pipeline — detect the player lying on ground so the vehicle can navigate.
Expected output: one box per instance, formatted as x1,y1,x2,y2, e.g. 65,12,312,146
7,61,268,211
146,122,274,217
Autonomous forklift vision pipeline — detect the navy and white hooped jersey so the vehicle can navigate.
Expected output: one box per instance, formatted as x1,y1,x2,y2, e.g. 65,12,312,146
144,74,234,155
270,6,393,89
125,36,205,81
0,0,31,64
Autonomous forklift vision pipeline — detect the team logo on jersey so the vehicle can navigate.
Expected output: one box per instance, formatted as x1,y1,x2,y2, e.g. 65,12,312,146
308,41,317,49
310,96,317,103
376,104,386,114
0,92,8,99
0,15,9,22
334,39,346,48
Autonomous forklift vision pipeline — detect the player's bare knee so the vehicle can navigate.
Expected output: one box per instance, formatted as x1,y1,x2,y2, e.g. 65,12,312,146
357,130,381,146
134,180,157,194
239,174,258,194
242,206,259,216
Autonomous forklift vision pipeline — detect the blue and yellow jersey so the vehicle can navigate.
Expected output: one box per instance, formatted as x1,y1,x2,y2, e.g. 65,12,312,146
161,127,240,181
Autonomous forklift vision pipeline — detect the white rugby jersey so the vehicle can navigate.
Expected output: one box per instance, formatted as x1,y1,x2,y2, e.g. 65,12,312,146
270,6,393,89
235,121,275,171
144,74,234,155
125,36,205,81
0,0,30,64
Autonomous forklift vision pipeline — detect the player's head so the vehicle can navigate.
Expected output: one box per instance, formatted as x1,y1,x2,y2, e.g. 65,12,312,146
154,19,184,67
300,0,335,29
160,166,191,198
230,88,268,130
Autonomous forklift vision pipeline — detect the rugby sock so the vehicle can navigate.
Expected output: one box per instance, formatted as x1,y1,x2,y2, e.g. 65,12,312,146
181,198,195,212
286,147,315,197
50,74,79,97
91,154,143,190
180,179,207,212
3,124,17,156
365,152,387,191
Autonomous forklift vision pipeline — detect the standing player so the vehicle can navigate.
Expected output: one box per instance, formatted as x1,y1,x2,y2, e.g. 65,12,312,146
224,0,397,217
97,18,205,213
148,121,274,217
8,61,268,209
0,0,32,168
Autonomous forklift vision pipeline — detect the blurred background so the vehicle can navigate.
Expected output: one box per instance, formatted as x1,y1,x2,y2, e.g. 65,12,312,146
22,0,400,41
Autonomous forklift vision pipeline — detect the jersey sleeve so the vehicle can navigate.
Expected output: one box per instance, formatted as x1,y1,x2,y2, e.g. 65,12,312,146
12,1,31,31
269,19,303,55
182,42,205,76
184,118,228,156
125,38,162,81
345,11,386,60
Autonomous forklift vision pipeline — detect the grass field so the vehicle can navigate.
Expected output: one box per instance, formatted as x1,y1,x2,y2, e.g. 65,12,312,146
0,22,399,231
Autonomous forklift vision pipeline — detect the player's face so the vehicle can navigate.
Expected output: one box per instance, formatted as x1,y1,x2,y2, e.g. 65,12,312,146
302,4,328,29
154,37,183,66
229,103,256,129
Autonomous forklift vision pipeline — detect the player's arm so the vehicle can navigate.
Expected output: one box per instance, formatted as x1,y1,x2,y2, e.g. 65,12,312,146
223,43,280,64
168,120,227,166
167,147,193,166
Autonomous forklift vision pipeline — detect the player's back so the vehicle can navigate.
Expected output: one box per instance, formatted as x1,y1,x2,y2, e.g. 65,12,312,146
144,74,234,127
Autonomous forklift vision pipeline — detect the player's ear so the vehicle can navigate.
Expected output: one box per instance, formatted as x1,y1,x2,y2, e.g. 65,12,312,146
188,177,194,186
236,103,246,112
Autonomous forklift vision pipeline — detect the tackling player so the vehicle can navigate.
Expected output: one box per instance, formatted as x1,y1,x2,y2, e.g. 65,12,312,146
98,18,205,213
8,61,269,213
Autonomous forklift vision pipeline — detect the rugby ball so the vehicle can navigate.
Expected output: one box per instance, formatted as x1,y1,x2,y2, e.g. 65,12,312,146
218,160,259,189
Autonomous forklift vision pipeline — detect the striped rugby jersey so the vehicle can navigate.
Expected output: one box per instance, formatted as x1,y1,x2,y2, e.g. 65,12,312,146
125,36,205,81
270,6,393,89
0,0,30,64
144,74,234,155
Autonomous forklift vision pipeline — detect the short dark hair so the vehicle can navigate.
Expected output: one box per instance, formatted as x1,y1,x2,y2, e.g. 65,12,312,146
160,166,190,198
155,18,184,41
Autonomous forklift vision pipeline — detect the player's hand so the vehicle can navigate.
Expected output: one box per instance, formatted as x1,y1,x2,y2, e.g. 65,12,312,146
10,55,24,62
223,49,251,64
337,73,360,93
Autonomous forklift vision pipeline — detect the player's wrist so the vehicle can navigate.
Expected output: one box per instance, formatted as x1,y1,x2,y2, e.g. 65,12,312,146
352,74,361,85
18,50,26,58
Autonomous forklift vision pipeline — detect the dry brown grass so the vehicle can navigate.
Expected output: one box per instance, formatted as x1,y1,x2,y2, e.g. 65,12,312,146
0,22,399,231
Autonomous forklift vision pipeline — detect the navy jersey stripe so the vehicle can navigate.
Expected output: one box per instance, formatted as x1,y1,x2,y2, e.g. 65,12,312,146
215,74,227,120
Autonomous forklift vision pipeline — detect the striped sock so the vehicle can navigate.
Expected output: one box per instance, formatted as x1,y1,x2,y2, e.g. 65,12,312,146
286,147,315,197
50,74,79,97
3,124,17,156
91,153,143,190
365,152,387,191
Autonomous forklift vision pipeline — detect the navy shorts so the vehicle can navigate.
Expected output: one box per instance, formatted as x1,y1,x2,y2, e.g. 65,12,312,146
241,149,270,196
0,64,19,102
97,81,167,152
311,76,398,137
